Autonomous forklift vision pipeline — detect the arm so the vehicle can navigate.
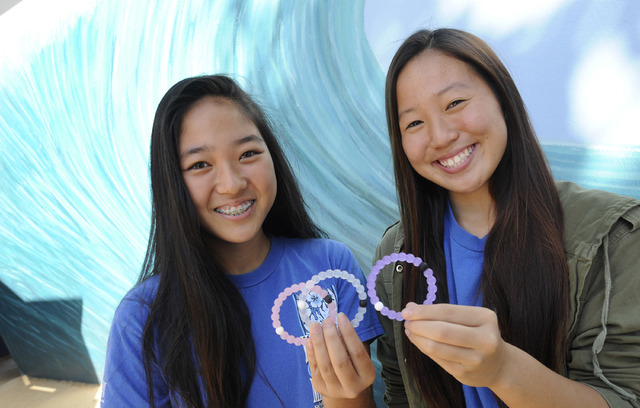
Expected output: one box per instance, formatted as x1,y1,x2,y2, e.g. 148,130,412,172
402,303,608,408
101,298,170,407
306,313,377,408
565,209,640,407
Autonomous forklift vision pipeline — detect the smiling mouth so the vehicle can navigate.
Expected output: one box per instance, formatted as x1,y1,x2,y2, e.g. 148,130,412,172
215,200,254,216
438,145,475,169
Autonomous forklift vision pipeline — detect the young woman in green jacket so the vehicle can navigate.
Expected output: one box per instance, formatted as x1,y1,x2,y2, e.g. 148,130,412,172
372,28,640,408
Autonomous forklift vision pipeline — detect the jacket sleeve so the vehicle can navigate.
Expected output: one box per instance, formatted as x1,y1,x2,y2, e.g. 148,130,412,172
566,205,640,408
373,223,411,407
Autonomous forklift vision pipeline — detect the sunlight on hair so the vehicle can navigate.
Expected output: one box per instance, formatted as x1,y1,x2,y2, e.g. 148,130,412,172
569,36,640,148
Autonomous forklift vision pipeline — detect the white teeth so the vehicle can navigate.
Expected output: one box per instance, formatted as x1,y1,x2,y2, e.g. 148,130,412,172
215,200,254,216
439,145,475,169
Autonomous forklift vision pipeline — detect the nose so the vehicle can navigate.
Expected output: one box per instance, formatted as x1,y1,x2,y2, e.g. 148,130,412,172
214,162,247,195
429,116,458,149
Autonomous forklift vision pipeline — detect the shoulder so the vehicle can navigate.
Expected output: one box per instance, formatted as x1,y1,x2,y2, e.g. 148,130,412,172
122,276,160,305
556,181,640,255
557,180,639,215
112,276,160,326
376,221,403,255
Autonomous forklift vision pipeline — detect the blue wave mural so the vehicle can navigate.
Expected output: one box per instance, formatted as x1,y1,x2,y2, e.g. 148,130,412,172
0,0,395,385
0,0,638,391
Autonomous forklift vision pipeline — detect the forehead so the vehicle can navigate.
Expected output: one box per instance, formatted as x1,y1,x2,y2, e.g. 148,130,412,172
183,96,250,126
180,97,260,143
396,51,482,97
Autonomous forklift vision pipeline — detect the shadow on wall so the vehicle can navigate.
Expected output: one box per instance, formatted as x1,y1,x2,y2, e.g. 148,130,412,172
0,281,98,384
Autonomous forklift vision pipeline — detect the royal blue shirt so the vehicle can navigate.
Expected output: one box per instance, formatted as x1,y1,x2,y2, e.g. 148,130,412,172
444,203,499,408
101,236,383,407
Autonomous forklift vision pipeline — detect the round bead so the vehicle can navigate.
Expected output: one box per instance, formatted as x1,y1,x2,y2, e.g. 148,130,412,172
374,301,384,311
276,327,284,335
297,299,306,309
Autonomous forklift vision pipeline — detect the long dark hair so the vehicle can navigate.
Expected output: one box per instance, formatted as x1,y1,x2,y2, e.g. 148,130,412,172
385,29,569,407
139,74,324,407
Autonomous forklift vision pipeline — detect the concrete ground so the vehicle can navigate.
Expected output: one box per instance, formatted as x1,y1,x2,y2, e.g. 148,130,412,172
0,356,101,408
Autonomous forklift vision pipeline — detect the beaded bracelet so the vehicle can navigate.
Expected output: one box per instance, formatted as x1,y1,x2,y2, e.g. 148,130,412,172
271,283,336,346
271,269,370,346
298,269,369,328
367,252,437,321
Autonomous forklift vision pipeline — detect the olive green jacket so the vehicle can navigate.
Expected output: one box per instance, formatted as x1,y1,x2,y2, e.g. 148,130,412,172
373,181,640,407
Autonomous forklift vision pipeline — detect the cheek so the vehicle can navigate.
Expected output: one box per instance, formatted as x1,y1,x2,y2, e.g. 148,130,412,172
266,168,278,203
257,162,278,204
463,101,506,140
401,135,427,167
183,177,209,209
461,108,492,135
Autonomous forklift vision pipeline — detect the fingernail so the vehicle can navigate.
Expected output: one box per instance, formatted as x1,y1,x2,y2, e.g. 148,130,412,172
322,316,335,327
309,322,322,334
338,312,349,325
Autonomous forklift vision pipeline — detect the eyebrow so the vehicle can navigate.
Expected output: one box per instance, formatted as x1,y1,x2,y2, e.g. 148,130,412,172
180,134,265,161
398,81,468,119
436,81,467,96
235,134,265,146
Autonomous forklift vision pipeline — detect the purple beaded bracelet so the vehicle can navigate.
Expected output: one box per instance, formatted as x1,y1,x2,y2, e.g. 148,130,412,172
367,252,437,321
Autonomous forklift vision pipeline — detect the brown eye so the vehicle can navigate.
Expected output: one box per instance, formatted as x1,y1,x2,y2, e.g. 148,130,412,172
406,120,423,130
240,150,257,159
188,161,209,170
448,99,465,109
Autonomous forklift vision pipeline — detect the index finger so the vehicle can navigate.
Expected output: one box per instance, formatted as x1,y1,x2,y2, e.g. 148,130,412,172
402,303,495,327
330,313,375,385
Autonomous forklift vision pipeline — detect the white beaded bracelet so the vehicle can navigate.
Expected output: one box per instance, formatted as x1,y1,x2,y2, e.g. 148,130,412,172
298,269,368,328
271,269,369,346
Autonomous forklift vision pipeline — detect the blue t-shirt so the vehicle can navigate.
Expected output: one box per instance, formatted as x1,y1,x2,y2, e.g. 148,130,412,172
444,204,499,408
101,236,383,407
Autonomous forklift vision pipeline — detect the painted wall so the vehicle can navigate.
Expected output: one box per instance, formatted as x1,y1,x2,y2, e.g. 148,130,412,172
0,0,638,391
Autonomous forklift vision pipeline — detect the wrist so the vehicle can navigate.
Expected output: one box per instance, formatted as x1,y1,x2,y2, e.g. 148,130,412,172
488,342,521,392
322,388,376,408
